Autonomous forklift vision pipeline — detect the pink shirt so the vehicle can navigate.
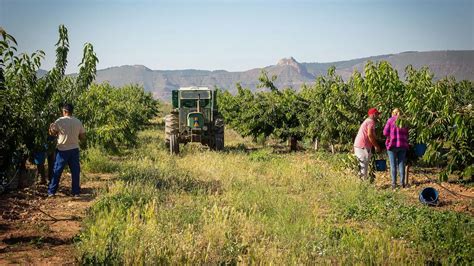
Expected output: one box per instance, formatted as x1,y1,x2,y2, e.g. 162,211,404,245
354,118,375,149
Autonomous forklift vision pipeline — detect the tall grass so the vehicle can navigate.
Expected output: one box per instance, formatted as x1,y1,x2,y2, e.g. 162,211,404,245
82,147,121,173
77,126,473,264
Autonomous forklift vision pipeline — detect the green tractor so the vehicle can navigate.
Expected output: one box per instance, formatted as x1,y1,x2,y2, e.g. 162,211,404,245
165,87,224,154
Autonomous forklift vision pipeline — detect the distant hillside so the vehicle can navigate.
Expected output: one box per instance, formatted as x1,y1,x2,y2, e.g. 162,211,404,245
330,50,474,81
89,50,474,100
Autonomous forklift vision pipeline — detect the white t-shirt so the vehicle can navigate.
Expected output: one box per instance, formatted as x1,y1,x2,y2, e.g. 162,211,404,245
52,116,86,151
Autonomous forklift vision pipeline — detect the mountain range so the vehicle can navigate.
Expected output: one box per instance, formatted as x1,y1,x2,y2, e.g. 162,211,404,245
91,50,474,100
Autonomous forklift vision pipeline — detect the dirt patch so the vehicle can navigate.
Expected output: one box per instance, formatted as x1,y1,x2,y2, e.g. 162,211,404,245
374,168,474,216
0,172,112,264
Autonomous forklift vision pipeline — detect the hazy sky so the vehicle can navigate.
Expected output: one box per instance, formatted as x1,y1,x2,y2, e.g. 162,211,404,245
1,0,473,73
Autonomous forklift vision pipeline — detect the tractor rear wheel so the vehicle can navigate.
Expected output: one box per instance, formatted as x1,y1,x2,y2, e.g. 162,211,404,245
165,112,179,146
170,134,179,155
214,117,224,151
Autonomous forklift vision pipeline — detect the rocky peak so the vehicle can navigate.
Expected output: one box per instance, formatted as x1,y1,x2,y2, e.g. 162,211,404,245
277,57,300,67
277,57,311,77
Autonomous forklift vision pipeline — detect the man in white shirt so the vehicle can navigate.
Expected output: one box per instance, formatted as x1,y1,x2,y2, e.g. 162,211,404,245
47,103,86,197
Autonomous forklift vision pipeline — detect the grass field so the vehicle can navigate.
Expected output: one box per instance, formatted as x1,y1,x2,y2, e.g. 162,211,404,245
77,123,473,264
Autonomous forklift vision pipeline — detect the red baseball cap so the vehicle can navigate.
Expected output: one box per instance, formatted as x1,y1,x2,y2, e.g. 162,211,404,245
368,108,380,116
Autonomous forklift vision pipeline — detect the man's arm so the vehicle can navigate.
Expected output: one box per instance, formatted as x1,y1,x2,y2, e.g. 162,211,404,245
79,132,86,141
49,123,58,136
368,126,381,152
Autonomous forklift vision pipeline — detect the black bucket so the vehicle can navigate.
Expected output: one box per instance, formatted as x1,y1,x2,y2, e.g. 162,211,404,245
419,187,439,206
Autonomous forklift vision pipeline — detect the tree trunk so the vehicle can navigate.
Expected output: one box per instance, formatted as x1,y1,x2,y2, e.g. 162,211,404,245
314,138,318,151
18,157,28,188
405,165,410,187
330,143,335,154
289,136,297,152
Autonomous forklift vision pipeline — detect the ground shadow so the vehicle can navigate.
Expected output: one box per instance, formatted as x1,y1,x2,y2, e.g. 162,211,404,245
55,186,96,198
224,143,306,154
379,184,392,190
409,179,432,186
0,223,10,233
155,177,223,195
1,236,72,253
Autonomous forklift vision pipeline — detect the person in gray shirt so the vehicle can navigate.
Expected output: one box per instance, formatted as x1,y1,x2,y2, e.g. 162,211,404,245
47,103,86,197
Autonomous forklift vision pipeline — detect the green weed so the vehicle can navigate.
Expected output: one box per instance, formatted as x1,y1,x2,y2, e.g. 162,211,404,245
248,148,275,162
77,127,474,264
82,147,121,173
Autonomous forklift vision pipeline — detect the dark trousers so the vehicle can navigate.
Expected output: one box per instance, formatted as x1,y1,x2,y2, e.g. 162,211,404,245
48,148,81,195
35,150,56,183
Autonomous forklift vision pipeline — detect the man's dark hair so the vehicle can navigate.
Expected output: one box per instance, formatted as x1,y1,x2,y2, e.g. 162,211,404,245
62,103,74,113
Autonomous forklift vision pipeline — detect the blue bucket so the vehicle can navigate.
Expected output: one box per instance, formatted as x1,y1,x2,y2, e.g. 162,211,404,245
33,152,46,165
414,143,427,157
419,187,439,206
375,159,387,171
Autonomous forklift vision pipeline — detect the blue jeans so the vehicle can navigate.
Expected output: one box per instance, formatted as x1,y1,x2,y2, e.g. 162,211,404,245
387,147,407,188
48,148,81,195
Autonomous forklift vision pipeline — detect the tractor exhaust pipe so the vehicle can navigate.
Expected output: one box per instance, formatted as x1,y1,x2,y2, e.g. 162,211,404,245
197,94,201,113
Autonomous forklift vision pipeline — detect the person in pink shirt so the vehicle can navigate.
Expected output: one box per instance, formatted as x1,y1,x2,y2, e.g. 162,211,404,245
383,108,409,189
354,108,382,179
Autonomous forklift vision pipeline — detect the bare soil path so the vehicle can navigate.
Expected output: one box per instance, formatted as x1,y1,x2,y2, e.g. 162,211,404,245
0,172,111,264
